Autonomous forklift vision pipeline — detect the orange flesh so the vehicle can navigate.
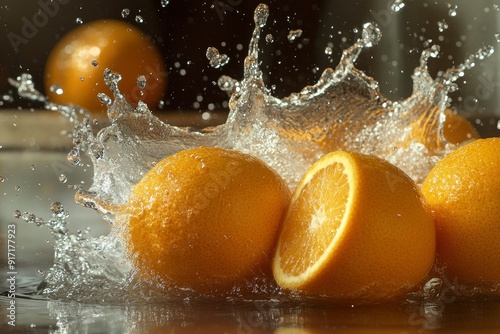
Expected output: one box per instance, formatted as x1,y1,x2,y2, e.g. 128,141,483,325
278,162,349,277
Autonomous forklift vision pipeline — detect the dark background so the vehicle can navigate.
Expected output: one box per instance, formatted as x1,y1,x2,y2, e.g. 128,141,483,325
0,0,499,115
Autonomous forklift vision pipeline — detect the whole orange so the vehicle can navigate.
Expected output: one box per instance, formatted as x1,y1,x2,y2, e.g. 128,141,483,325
44,19,166,112
121,147,291,294
421,138,500,292
442,108,479,145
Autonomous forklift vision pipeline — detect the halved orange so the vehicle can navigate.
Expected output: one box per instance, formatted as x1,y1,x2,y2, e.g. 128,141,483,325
273,151,435,302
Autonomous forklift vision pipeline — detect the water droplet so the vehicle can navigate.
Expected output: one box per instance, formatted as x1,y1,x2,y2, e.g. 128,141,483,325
67,148,81,166
76,230,85,240
135,15,144,23
206,47,230,68
361,22,382,48
202,112,211,120
75,17,83,24
265,34,274,43
97,93,112,105
22,212,36,224
30,164,36,171
136,75,147,89
50,202,65,217
121,8,130,18
217,75,238,93
438,20,448,32
287,29,303,42
447,4,458,17
495,33,500,43
91,59,98,67
13,210,21,218
59,174,68,184
49,84,64,95
15,185,20,191
429,44,440,58
37,269,45,277
390,0,405,12
161,0,170,7
2,94,13,102
0,176,4,183
324,46,333,55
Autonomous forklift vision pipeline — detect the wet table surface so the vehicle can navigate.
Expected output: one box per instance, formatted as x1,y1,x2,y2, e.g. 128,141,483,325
2,111,500,333
1,293,500,333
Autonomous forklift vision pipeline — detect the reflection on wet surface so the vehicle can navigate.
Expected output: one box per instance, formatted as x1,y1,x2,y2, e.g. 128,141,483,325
2,293,500,333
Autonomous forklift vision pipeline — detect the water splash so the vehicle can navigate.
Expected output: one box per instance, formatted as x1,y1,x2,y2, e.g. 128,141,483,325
18,203,132,303
8,73,46,102
10,3,496,303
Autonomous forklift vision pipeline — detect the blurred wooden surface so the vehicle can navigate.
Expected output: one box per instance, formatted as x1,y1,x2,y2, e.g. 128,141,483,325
0,110,498,151
0,110,228,150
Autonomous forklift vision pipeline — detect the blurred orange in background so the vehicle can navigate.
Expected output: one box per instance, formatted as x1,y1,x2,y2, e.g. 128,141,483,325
44,19,167,112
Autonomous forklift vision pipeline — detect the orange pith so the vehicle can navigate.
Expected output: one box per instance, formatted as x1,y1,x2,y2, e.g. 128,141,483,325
273,151,436,302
